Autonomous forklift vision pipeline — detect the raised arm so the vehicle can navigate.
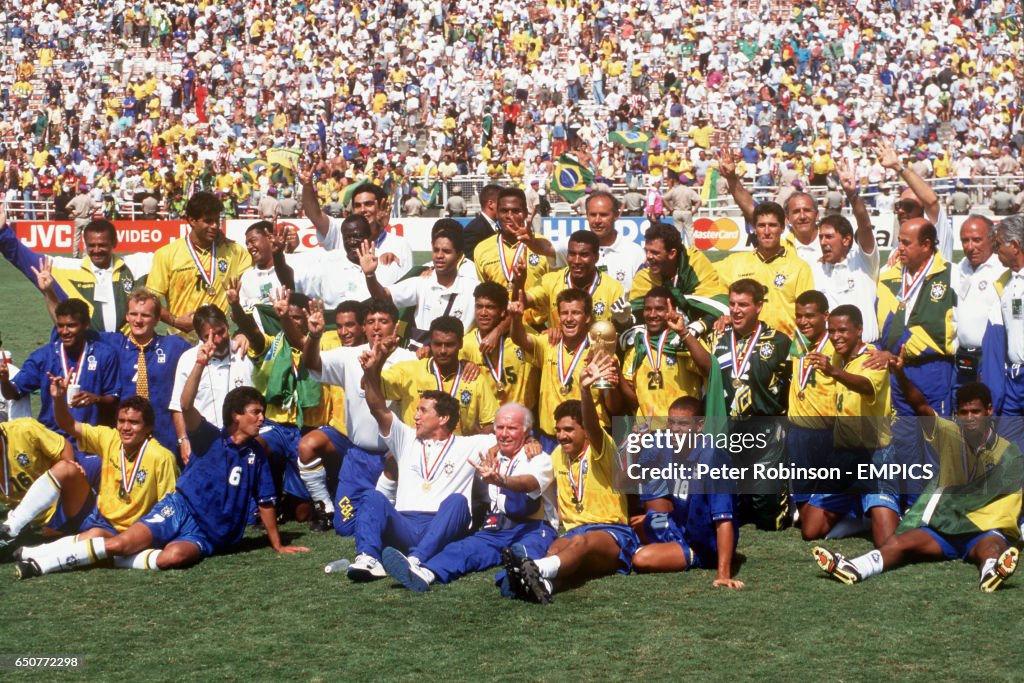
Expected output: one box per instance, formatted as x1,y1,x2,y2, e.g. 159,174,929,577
835,156,876,255
875,139,939,224
297,162,329,238
29,256,61,323
359,337,398,436
717,143,755,225
302,298,326,373
269,286,306,351
48,374,83,441
180,337,217,433
667,305,712,377
357,239,392,304
270,224,295,292
507,290,536,357
578,351,616,450
226,276,266,355
889,348,935,426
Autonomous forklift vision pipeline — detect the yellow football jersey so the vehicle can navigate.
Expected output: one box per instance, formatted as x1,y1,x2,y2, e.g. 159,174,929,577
382,359,499,435
248,333,330,428
0,418,66,512
146,235,252,339
833,345,892,449
554,430,628,530
79,424,178,532
622,341,703,417
715,248,813,336
461,330,538,411
788,336,837,429
473,234,549,293
527,268,624,328
628,247,726,302
527,334,609,435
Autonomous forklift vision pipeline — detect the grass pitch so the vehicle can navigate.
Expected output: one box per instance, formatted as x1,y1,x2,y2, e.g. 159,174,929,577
0,251,1015,682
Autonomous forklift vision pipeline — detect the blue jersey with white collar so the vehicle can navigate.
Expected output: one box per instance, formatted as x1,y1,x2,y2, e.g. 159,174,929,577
639,443,737,560
177,421,276,551
99,332,191,452
12,338,120,433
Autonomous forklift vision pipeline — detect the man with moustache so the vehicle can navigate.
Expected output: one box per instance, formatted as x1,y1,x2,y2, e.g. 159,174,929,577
951,215,1004,387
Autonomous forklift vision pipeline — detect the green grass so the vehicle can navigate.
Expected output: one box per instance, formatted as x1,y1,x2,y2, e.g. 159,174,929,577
0,251,1010,682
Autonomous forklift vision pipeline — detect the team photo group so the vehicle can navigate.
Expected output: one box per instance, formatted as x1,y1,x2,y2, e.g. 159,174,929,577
2,141,1023,604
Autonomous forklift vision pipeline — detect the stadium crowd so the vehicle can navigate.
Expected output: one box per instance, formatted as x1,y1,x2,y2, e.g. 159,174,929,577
0,0,1022,602
0,0,1021,221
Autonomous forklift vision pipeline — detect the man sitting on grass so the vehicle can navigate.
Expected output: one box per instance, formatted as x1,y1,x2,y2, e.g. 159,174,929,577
814,369,1022,592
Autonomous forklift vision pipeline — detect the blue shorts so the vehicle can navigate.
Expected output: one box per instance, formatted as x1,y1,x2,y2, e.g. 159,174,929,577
786,425,834,504
74,447,102,490
259,421,309,500
78,508,118,535
320,427,385,537
562,523,641,574
807,491,901,517
919,528,1007,561
139,492,214,557
45,493,95,535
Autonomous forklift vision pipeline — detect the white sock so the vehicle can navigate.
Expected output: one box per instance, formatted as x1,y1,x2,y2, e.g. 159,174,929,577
20,534,78,564
533,555,561,579
35,537,108,574
981,557,997,577
376,474,398,505
850,549,884,579
298,459,334,510
5,472,61,535
113,549,162,570
415,565,436,585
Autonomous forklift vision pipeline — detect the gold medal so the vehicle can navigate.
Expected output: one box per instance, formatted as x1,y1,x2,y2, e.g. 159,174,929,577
575,503,584,513
650,370,663,389
206,285,216,296
421,482,432,492
732,378,741,389
897,302,906,311
797,390,805,401
496,382,506,394
559,384,571,396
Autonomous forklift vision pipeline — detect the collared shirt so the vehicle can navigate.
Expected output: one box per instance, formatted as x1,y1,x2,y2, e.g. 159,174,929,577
783,230,822,264
389,269,480,333
319,216,413,287
998,270,1024,365
555,231,647,291
811,242,881,342
716,247,814,337
168,347,254,428
953,254,1005,348
291,250,371,309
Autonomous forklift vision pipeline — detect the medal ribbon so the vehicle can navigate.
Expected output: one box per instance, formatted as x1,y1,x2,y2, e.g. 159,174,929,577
421,432,455,483
642,329,669,373
59,343,89,384
797,334,830,391
557,337,589,390
496,235,526,283
0,429,9,497
564,269,600,297
185,234,218,290
476,331,505,386
120,438,150,496
898,252,935,308
431,359,464,397
566,445,590,503
730,322,763,382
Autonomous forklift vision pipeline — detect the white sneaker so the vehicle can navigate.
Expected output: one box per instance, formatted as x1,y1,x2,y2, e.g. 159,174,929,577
382,547,434,592
346,553,386,582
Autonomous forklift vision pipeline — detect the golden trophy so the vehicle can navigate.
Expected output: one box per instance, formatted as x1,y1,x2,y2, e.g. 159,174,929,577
588,320,618,390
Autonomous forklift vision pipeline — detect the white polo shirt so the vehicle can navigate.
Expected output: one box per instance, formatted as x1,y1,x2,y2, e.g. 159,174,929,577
309,344,416,451
953,254,1005,349
811,241,881,342
489,448,558,527
383,417,494,513
319,216,413,287
168,347,254,427
389,269,479,333
290,250,371,308
1000,270,1024,365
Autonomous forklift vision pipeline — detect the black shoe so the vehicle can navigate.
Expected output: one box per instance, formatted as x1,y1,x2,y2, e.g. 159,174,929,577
500,546,529,600
0,523,19,559
15,558,41,580
519,558,553,605
309,501,334,532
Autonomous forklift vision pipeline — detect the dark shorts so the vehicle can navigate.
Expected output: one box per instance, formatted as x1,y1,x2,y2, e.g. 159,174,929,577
918,527,1006,561
562,523,641,574
139,492,214,557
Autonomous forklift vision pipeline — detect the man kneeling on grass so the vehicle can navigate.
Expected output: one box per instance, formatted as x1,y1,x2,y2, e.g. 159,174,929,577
501,352,641,604
814,371,1022,592
16,338,308,578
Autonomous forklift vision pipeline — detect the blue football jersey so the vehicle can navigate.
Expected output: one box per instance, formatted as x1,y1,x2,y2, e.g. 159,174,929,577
639,443,737,561
177,421,276,551
13,338,120,433
99,332,191,452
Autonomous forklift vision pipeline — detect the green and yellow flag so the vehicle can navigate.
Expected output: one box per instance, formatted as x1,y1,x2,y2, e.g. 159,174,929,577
549,153,593,202
267,147,302,185
608,129,652,152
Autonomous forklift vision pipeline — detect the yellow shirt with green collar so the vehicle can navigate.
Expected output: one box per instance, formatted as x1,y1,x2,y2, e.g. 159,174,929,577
716,247,814,337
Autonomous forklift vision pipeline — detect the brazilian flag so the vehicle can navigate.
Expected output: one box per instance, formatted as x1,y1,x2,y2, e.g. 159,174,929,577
413,182,440,207
608,129,652,152
549,153,593,202
267,147,301,185
242,157,268,185
1004,14,1020,38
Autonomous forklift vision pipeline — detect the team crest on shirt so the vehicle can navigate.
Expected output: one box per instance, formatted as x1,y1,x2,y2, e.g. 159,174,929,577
135,470,147,484
87,355,97,371
123,280,134,293
759,342,774,360
773,274,787,288
615,270,626,282
444,461,455,476
16,453,29,466
156,348,166,364
593,302,606,316
160,505,175,517
847,278,856,291
459,390,472,406
666,355,677,366
217,259,228,273
979,280,988,291
528,254,540,266
929,282,947,301
515,348,524,361
453,309,463,319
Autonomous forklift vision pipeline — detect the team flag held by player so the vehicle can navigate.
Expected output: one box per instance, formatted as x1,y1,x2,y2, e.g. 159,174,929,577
549,153,594,202
608,129,652,152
